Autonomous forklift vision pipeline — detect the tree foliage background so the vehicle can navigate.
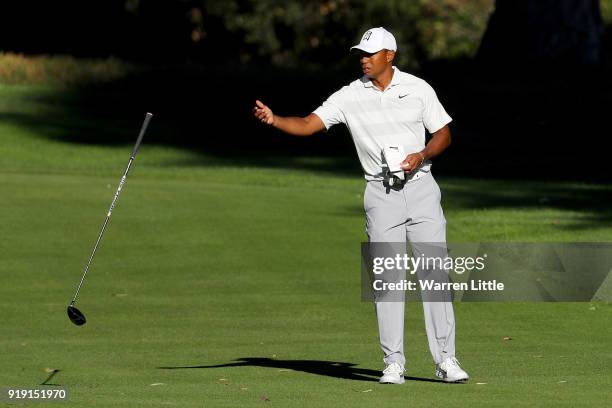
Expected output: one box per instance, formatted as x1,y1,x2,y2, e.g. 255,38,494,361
196,0,494,69
0,0,493,69
3,0,612,69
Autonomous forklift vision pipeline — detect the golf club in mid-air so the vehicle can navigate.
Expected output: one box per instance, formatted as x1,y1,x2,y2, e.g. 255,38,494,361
67,112,153,326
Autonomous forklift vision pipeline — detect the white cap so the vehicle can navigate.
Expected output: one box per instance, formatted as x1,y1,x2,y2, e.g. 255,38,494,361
350,27,397,53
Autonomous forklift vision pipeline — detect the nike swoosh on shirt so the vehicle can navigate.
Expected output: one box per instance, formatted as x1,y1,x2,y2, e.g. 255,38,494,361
398,94,409,98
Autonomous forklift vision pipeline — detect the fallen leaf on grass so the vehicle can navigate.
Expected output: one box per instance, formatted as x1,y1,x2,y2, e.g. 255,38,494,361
558,380,567,383
361,389,373,393
476,382,487,385
113,293,128,297
503,336,512,341
150,383,165,386
278,369,290,372
44,368,57,373
260,394,270,402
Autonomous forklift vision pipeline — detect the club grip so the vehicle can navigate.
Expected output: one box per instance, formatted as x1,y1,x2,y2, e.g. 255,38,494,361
131,112,153,158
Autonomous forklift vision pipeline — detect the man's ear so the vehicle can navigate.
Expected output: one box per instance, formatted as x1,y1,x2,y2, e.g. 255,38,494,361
386,50,396,63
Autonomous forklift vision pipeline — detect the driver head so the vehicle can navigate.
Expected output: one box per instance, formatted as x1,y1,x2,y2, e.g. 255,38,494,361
67,305,87,326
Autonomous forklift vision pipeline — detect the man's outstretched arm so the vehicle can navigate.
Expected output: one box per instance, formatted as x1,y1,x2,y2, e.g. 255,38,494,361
253,100,325,137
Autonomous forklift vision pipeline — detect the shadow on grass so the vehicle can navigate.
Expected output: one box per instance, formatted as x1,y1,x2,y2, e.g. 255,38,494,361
0,67,364,177
158,357,447,383
3,61,612,182
40,369,61,386
440,178,612,229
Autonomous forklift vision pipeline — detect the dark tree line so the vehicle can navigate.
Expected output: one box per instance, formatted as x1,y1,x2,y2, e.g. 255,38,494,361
0,0,492,68
479,0,604,65
0,0,607,67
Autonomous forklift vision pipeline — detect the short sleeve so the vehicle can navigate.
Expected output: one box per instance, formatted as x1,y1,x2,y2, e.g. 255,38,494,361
422,83,452,133
312,87,348,130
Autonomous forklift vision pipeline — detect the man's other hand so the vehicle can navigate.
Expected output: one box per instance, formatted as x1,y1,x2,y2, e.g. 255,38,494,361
254,100,274,125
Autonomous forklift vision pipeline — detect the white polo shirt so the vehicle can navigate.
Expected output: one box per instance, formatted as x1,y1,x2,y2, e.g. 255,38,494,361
313,67,452,181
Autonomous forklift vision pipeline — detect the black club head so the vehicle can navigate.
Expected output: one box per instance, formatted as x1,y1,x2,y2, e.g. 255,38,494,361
67,305,87,326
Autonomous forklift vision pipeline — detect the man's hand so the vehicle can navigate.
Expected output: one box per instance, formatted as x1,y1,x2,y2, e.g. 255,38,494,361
401,125,451,172
252,99,325,136
400,152,425,172
254,100,274,125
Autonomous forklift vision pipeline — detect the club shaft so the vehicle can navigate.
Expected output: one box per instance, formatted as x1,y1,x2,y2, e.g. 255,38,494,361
70,113,152,305
71,159,131,304
71,214,111,304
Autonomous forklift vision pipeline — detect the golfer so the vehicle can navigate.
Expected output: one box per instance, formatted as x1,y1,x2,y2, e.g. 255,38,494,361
253,27,469,384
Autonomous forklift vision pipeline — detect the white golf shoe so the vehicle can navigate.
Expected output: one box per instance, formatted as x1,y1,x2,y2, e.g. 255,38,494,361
435,357,469,382
379,362,405,384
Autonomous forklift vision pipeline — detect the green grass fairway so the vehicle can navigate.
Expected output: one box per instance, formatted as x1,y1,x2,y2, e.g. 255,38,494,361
1,85,611,407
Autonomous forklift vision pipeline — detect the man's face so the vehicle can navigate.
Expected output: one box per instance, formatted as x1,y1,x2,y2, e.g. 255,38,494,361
357,49,394,78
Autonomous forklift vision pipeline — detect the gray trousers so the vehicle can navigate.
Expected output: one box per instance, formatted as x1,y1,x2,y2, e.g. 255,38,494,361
364,172,456,366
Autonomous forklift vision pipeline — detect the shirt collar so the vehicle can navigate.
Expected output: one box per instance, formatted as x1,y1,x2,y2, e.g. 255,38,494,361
360,66,402,89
